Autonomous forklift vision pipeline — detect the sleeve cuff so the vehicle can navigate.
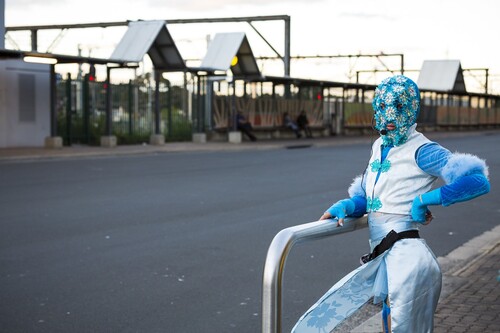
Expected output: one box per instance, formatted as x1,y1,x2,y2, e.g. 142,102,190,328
420,188,442,206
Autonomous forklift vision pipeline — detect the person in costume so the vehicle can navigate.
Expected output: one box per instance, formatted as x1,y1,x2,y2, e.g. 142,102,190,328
292,75,490,333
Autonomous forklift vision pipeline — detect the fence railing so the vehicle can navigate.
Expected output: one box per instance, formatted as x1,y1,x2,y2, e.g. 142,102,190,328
56,78,193,145
55,77,500,145
261,215,368,333
212,96,324,129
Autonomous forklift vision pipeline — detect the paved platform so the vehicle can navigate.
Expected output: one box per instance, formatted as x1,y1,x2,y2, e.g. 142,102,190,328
1,130,499,332
433,225,500,333
0,137,348,162
0,129,496,163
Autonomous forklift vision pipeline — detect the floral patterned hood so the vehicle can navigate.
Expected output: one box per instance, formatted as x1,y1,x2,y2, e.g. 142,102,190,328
372,75,420,146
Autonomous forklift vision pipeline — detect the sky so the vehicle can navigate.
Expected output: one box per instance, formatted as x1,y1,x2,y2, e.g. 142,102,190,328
5,0,500,94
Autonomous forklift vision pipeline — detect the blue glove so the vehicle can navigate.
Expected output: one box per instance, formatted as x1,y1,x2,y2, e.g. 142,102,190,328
411,189,442,223
326,199,355,220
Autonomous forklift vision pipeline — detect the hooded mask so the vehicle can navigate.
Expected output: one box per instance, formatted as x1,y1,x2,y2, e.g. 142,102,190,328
372,75,420,146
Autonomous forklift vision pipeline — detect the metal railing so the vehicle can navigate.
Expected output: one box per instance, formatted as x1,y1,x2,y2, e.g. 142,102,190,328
261,215,368,333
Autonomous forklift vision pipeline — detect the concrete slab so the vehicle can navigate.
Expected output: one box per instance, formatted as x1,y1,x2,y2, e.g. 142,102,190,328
228,131,242,144
192,133,207,143
100,135,117,147
149,134,165,146
44,136,63,149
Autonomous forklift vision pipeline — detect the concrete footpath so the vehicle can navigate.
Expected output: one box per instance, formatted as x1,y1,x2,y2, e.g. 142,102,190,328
0,129,495,163
1,131,499,332
0,135,381,162
433,225,500,333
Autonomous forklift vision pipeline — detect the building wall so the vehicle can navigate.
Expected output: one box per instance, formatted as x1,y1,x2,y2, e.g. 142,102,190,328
0,60,51,147
0,0,4,49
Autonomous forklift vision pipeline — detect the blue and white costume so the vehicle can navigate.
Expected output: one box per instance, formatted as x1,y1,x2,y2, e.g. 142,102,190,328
292,76,490,333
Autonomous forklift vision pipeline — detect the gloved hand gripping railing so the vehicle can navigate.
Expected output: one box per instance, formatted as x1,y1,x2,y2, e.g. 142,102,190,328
261,215,368,333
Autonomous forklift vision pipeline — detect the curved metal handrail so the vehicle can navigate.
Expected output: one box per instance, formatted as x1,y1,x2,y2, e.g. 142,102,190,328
261,215,368,333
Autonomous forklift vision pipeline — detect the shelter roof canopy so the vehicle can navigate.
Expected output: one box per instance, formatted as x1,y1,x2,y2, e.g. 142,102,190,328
201,32,260,78
417,59,467,93
111,20,187,72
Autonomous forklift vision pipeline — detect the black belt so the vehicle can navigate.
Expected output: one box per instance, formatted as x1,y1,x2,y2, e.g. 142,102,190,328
360,229,420,264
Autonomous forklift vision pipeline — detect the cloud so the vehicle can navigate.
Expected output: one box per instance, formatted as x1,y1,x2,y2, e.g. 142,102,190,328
145,0,323,11
339,12,395,21
6,0,63,8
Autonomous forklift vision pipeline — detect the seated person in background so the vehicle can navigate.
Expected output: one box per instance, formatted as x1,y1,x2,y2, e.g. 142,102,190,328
236,110,257,142
283,112,302,138
296,110,313,138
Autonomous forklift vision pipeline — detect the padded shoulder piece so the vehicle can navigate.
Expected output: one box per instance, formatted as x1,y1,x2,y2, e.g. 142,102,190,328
348,175,366,198
441,153,489,184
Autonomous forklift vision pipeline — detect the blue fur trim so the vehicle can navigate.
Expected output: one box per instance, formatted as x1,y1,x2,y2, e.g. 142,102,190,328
351,196,367,217
441,153,489,184
348,175,366,198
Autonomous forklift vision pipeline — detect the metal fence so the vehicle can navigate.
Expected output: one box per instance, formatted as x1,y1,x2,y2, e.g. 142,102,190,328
212,95,324,129
56,77,193,145
55,76,500,145
341,102,500,129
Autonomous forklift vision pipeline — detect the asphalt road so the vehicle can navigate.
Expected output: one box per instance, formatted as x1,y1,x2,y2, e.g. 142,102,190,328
0,132,498,333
